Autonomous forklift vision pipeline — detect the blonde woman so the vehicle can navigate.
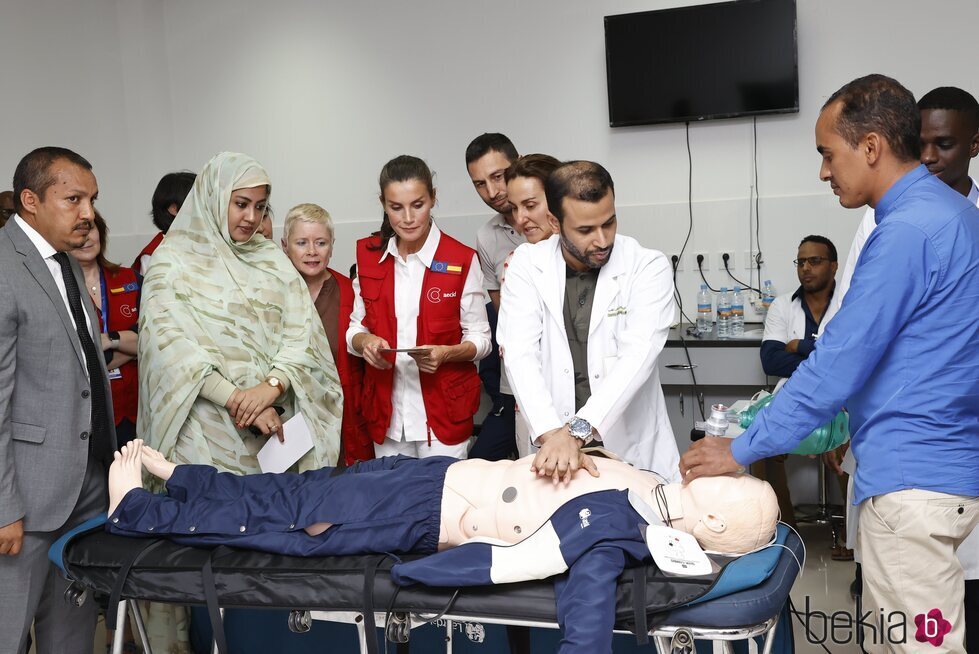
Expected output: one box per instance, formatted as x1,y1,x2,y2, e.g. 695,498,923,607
282,203,371,464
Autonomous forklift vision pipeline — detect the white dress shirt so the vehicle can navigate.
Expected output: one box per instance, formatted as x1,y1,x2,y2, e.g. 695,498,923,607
346,223,491,442
14,214,94,376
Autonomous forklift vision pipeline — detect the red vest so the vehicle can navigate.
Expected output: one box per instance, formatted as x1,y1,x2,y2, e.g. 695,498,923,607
329,269,373,465
97,266,141,425
132,232,164,276
356,232,482,446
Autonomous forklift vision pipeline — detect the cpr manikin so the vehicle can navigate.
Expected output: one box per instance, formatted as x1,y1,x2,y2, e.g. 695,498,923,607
436,454,777,554
107,441,778,654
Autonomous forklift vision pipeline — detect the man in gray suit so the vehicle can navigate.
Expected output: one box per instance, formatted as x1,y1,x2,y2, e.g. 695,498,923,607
0,147,117,653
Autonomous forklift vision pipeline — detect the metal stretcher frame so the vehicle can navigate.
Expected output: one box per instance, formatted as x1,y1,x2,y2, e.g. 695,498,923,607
306,610,781,654
58,523,802,654
98,601,780,654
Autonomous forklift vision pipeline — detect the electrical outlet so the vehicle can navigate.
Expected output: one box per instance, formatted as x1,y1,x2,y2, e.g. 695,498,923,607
668,253,684,271
694,252,709,271
717,252,733,271
743,251,755,268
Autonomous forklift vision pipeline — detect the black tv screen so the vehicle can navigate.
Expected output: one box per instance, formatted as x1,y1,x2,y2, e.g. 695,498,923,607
604,0,798,127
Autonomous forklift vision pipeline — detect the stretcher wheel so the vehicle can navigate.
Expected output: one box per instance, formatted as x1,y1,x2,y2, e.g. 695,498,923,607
669,628,694,653
288,610,311,633
385,612,410,643
63,583,88,608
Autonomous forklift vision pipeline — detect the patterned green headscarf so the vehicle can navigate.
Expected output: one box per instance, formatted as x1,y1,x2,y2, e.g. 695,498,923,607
138,152,342,475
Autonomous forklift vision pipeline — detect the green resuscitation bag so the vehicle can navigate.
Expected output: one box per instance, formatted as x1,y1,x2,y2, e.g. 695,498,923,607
739,393,849,455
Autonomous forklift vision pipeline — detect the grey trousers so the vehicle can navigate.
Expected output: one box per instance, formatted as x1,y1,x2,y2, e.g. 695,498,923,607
0,457,107,654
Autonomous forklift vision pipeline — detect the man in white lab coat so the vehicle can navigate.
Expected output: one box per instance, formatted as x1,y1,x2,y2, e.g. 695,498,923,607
497,161,680,483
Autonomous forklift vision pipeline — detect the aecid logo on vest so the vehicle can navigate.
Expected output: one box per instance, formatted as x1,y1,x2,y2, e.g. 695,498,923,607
427,288,458,304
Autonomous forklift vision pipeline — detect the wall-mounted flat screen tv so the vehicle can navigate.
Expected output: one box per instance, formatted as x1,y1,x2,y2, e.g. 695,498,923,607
604,0,799,127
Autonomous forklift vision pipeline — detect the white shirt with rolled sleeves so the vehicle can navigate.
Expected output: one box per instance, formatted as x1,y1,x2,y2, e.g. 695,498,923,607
819,178,979,578
497,234,680,480
346,223,491,443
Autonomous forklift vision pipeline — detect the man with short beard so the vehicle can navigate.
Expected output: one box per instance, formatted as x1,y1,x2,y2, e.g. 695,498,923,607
498,160,680,483
0,147,117,652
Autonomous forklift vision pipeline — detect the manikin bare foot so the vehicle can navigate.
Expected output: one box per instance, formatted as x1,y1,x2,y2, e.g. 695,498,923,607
107,440,145,515
140,442,177,482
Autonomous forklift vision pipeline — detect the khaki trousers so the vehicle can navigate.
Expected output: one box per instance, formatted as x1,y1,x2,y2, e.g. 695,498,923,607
859,489,979,653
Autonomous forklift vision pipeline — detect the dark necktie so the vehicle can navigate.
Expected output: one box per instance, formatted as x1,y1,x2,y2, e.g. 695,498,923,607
53,252,113,465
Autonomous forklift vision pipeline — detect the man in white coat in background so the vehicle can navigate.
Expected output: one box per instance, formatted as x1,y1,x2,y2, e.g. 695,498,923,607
498,160,680,483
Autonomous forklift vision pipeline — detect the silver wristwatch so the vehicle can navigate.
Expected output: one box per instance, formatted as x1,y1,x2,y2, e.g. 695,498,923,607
567,416,592,441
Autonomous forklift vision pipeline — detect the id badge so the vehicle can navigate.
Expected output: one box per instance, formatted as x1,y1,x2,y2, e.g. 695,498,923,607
107,368,123,380
644,524,713,576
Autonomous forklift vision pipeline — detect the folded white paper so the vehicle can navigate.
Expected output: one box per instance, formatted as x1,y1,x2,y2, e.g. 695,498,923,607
257,412,314,474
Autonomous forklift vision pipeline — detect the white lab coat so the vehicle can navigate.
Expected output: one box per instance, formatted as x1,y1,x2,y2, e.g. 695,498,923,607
497,234,680,481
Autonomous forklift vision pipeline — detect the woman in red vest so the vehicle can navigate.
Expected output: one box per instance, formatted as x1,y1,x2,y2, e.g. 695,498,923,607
70,211,140,447
282,202,372,465
132,170,196,276
346,155,491,459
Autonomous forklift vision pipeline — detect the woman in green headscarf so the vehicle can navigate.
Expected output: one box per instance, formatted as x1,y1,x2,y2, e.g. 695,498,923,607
137,152,342,651
139,151,342,473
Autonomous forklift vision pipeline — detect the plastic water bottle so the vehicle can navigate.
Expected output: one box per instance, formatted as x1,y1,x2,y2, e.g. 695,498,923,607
761,280,776,312
716,287,731,338
730,286,745,337
696,284,712,334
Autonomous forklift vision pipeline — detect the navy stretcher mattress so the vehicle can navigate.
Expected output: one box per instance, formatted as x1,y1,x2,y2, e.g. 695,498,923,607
54,521,802,632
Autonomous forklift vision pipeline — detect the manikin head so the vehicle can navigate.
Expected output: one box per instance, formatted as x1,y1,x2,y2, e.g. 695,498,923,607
659,474,779,554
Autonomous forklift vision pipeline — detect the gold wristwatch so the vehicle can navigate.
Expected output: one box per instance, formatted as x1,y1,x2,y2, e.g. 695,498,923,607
265,375,284,396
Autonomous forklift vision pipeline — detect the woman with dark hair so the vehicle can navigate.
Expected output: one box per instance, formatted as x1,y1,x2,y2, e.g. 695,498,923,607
70,210,141,447
132,170,196,275
346,155,491,459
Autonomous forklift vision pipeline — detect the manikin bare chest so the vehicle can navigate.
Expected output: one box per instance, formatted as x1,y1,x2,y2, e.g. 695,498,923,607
438,456,660,549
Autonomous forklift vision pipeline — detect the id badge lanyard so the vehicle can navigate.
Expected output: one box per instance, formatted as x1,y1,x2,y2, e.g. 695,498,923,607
99,267,109,334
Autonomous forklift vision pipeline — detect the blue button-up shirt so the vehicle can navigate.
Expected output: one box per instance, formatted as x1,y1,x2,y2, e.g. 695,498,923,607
732,165,979,504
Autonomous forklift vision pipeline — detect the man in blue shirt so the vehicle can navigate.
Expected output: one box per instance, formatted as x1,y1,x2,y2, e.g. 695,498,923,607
681,74,979,653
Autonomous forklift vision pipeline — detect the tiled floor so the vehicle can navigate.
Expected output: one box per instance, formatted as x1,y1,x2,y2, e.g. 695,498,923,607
788,522,865,653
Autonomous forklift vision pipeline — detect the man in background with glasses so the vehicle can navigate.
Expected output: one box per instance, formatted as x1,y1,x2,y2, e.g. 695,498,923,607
760,236,838,383
752,235,838,533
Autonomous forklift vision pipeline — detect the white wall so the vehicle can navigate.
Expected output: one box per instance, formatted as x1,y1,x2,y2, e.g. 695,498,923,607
3,0,977,317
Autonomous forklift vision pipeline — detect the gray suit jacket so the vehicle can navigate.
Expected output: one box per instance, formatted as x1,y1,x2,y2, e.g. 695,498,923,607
0,219,117,532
